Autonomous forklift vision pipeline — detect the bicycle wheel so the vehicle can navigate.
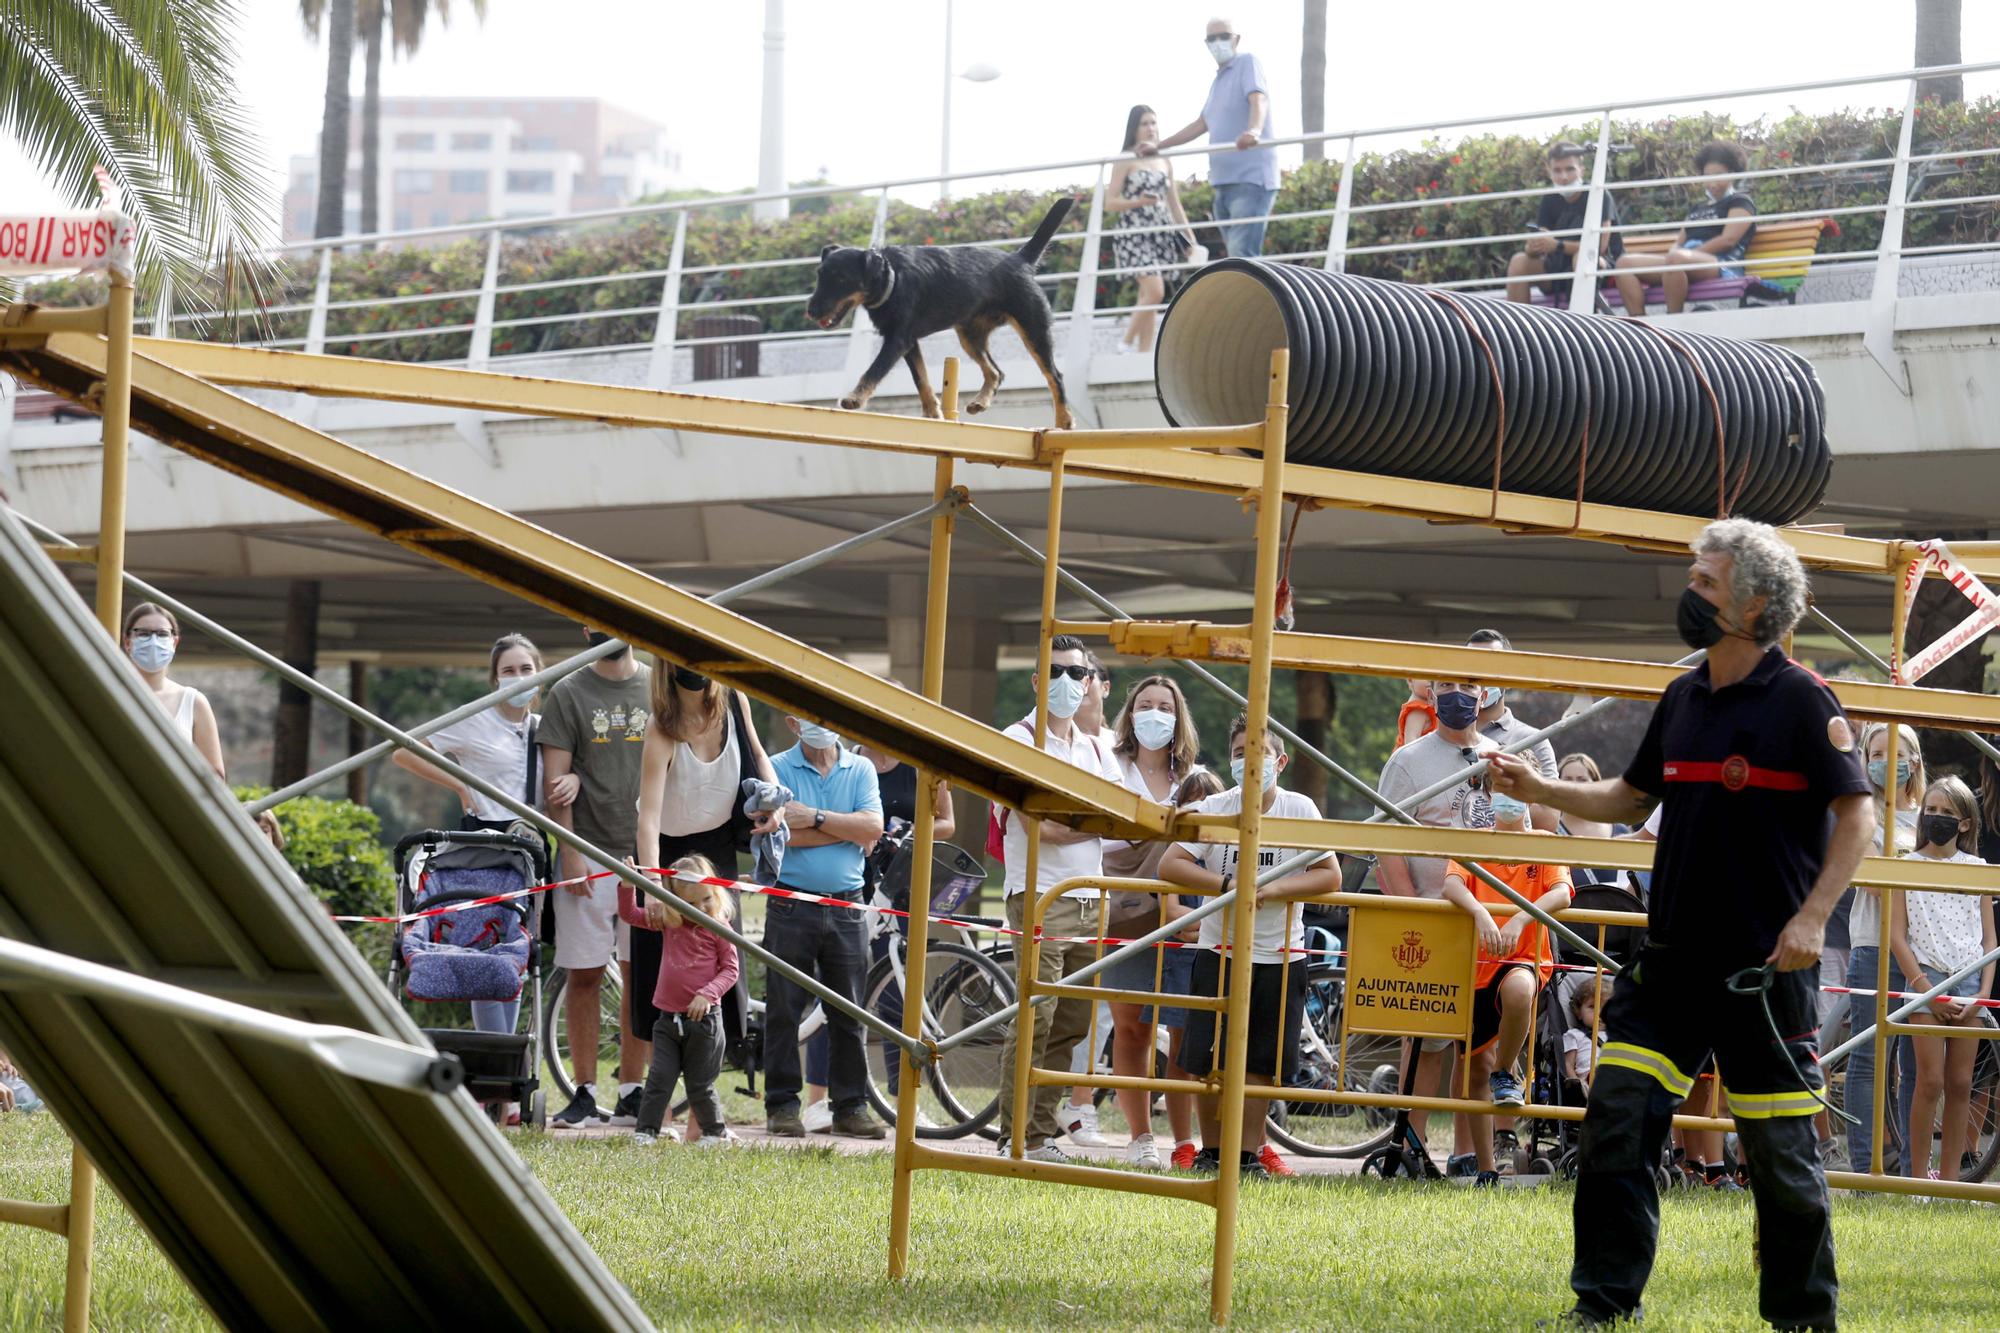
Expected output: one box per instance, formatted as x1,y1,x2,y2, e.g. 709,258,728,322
1960,1035,2000,1183
862,942,1016,1137
1263,961,1403,1158
541,965,625,1103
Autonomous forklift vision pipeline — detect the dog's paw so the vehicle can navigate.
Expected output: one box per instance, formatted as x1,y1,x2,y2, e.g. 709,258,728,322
1053,412,1075,430
839,395,863,411
963,400,988,415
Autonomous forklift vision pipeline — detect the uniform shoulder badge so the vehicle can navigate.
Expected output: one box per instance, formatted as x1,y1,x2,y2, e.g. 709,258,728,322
1827,716,1854,753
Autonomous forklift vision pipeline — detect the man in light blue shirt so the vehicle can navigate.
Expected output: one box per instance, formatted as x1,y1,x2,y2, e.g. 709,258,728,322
761,716,885,1140
1138,16,1279,258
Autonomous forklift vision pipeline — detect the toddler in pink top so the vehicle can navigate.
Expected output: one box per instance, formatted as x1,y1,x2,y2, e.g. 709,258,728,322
618,853,740,1145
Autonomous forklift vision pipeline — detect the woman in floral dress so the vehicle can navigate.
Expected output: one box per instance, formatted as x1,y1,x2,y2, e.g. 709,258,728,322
1110,105,1197,353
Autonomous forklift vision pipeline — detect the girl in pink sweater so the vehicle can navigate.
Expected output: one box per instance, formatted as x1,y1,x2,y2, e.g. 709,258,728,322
618,854,740,1145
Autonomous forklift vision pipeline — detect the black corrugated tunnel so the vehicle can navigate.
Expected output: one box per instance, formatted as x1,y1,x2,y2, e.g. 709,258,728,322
1153,259,1832,525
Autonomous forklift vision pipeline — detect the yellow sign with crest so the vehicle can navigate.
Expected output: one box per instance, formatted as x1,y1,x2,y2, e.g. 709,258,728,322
1344,902,1477,1043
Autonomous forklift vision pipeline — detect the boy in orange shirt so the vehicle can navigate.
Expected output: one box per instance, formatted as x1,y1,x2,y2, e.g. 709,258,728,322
1442,788,1573,1182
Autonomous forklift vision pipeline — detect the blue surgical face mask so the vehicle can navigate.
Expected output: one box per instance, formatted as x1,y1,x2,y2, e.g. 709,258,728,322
129,633,174,673
1866,758,1911,791
505,684,537,709
1480,685,1503,710
796,720,841,750
1206,35,1235,63
1434,689,1479,730
1132,708,1176,751
1491,793,1529,824
1230,754,1278,791
1046,672,1086,720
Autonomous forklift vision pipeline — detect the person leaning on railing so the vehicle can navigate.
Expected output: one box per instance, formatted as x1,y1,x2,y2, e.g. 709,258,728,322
1132,16,1278,260
1506,140,1624,305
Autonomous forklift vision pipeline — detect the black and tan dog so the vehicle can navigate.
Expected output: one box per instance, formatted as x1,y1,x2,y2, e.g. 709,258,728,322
806,196,1075,427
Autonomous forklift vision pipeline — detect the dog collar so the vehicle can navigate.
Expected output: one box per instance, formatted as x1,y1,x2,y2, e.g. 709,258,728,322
864,264,897,308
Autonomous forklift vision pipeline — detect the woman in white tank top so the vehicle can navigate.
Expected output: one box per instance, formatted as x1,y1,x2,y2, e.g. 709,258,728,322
122,602,225,780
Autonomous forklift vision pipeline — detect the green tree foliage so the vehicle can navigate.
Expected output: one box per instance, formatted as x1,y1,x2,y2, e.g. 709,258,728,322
235,785,396,919
0,0,275,296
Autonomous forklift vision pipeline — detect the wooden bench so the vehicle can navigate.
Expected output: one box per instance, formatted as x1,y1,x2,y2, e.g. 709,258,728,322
1534,216,1829,311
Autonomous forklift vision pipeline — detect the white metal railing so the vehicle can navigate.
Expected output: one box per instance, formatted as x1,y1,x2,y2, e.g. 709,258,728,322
45,60,2000,393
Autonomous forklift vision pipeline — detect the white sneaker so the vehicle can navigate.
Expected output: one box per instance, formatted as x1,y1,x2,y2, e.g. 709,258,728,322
802,1100,835,1133
1125,1134,1163,1169
691,1128,740,1149
1058,1102,1108,1147
1024,1142,1071,1163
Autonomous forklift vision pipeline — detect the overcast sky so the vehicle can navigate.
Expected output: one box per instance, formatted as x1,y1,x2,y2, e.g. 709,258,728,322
2,0,1996,230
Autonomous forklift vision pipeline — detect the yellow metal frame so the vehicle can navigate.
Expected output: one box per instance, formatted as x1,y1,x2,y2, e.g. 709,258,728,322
4,314,1998,1326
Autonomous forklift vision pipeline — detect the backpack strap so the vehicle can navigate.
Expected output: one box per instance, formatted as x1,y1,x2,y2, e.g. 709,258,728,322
524,712,542,809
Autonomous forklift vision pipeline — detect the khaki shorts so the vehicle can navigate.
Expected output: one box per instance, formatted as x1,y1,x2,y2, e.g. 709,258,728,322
552,877,630,970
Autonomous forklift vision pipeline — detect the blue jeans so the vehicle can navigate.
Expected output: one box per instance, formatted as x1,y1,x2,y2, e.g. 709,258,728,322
471,999,519,1034
1213,183,1279,258
1843,946,1916,1172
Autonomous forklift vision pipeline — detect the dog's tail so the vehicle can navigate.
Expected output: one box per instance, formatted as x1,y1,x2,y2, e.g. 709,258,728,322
1013,196,1076,270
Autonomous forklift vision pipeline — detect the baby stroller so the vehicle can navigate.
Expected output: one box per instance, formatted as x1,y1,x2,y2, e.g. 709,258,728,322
1516,877,1648,1177
391,827,549,1129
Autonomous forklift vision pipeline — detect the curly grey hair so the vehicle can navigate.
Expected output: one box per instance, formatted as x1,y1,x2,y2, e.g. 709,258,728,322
1694,518,1808,648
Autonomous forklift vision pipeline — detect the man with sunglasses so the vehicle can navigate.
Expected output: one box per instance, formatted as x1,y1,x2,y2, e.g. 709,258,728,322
996,634,1110,1161
1376,671,1502,1173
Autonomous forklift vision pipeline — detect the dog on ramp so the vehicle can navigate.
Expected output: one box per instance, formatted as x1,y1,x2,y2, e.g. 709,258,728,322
805,197,1075,427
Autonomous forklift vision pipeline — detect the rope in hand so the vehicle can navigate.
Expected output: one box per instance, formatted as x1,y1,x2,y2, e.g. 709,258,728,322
1726,964,1857,1126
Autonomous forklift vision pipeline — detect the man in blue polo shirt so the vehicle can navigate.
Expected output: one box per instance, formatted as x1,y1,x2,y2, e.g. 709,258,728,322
1137,16,1279,258
762,715,885,1140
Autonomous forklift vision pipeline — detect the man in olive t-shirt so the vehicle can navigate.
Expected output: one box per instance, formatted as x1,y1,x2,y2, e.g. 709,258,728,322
539,628,652,1126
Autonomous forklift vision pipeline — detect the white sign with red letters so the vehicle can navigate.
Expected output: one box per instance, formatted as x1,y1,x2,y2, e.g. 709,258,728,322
0,209,136,279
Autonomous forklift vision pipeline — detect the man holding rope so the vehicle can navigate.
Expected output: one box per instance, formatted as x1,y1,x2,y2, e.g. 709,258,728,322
1491,518,1874,1331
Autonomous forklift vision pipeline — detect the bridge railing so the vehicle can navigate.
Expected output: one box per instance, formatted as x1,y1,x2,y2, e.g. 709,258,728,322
101,58,2000,392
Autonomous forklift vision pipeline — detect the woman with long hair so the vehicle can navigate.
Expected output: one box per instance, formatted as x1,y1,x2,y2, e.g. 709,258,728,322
393,632,547,833
1109,104,1197,353
633,659,776,1140
122,602,225,780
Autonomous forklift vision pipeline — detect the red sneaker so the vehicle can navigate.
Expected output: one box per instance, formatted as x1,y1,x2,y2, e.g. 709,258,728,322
1170,1141,1199,1172
1257,1144,1297,1179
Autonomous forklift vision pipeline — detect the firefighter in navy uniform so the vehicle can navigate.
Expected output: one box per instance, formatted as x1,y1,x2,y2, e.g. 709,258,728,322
1492,518,1875,1332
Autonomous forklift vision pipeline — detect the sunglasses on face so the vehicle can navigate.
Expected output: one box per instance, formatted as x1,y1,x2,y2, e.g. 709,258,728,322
1049,664,1092,681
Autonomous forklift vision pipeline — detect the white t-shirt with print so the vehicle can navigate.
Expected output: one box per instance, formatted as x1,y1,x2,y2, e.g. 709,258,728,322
1563,1026,1602,1081
1002,718,1106,899
1174,786,1331,963
428,707,537,822
1900,847,1990,976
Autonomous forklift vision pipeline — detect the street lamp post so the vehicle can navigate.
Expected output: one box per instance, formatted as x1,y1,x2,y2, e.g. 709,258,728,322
755,0,787,222
939,0,999,201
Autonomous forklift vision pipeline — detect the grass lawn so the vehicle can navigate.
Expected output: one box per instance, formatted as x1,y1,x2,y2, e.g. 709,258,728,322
2,1110,1995,1330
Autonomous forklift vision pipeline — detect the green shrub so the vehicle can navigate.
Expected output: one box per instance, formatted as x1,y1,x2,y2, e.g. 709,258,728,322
232,785,395,919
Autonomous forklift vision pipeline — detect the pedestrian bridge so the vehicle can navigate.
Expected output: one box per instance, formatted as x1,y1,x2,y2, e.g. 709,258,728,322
3,61,1997,671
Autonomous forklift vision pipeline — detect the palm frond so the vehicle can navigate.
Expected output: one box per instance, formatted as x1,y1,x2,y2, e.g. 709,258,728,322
0,0,277,305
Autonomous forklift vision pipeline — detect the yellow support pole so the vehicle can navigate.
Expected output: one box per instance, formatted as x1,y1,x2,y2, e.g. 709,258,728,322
1873,549,1911,1175
889,358,959,1278
62,1143,94,1333
1007,445,1068,1157
1209,348,1289,1326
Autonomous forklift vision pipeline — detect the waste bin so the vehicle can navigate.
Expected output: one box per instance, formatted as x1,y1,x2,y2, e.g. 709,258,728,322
691,313,761,380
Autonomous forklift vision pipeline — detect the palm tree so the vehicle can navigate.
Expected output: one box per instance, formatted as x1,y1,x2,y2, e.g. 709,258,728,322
1301,0,1327,163
0,0,274,292
1914,0,1963,104
304,0,487,238
304,0,357,237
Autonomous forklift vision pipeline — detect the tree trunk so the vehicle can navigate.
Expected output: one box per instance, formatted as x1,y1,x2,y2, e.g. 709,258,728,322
1914,0,1963,104
1300,0,1327,163
271,580,322,787
347,660,370,806
360,1,383,238
313,0,356,238
1292,670,1331,808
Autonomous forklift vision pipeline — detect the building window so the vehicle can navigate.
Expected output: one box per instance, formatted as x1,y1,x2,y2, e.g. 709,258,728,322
510,135,558,152
448,170,488,194
430,209,454,227
450,132,491,151
391,169,436,193
393,132,435,151
598,175,626,195
505,170,555,194
393,209,414,231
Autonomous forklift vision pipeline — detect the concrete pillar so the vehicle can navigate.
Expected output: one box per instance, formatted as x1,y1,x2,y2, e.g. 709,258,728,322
1292,669,1331,809
270,579,320,788
346,660,369,806
753,0,788,222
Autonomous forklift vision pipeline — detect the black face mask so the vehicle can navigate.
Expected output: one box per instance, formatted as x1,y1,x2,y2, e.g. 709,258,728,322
1921,813,1963,850
672,666,709,692
1676,587,1728,651
584,630,630,660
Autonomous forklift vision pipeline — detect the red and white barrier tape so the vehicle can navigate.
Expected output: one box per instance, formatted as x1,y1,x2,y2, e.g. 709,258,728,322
1893,538,2000,685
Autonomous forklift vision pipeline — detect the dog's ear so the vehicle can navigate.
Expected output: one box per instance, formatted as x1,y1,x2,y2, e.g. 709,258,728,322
865,248,888,290
820,243,840,261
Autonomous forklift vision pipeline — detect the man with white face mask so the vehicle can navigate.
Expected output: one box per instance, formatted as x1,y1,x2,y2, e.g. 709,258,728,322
1133,16,1278,258
761,713,885,1140
996,634,1110,1161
